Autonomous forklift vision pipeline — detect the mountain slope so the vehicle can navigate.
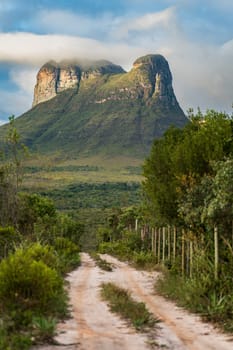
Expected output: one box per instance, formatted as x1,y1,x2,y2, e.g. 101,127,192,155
0,54,187,159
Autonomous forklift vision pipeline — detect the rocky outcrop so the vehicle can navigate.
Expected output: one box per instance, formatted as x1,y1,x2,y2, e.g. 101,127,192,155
33,60,125,107
32,55,179,108
132,55,177,105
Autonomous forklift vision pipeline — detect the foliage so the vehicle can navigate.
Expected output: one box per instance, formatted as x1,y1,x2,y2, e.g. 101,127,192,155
53,237,81,273
140,109,233,334
0,226,21,259
90,252,113,271
101,282,157,331
18,193,57,236
0,246,65,315
0,324,32,350
142,110,233,226
40,182,141,210
32,316,57,343
0,116,28,227
202,159,233,228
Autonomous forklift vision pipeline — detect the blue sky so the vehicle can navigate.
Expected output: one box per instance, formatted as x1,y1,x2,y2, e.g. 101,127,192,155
0,0,233,124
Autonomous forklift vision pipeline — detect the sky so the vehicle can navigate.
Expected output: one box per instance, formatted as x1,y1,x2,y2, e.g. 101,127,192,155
0,0,233,124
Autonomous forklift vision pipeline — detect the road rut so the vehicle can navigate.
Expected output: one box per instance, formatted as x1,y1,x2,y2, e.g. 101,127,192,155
32,253,233,350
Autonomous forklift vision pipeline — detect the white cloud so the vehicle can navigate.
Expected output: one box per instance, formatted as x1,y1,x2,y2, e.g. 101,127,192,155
9,67,37,94
0,67,36,120
0,5,232,117
117,7,176,38
0,32,145,67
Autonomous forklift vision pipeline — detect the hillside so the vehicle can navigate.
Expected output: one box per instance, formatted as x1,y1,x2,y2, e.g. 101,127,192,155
0,54,187,160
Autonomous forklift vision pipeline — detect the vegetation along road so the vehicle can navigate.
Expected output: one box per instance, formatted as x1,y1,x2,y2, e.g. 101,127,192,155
33,253,233,350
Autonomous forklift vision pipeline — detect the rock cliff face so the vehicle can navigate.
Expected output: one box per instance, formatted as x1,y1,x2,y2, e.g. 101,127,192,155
33,55,179,108
33,60,125,106
133,55,176,104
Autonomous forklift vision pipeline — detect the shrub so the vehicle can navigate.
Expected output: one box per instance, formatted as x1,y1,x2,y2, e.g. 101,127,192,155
0,248,65,316
32,316,57,343
23,242,59,270
53,237,80,273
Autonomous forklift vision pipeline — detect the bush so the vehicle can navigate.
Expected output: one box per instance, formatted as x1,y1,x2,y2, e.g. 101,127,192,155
0,325,32,350
0,226,21,260
0,247,65,316
23,242,59,270
132,251,157,269
53,237,80,273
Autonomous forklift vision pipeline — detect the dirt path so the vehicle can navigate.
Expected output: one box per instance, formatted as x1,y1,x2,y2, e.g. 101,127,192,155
33,253,233,350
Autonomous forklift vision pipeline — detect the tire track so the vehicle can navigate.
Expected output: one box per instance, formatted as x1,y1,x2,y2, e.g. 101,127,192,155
102,254,233,350
55,253,150,350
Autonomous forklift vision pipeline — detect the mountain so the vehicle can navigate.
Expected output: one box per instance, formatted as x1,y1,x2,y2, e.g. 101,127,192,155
0,54,187,159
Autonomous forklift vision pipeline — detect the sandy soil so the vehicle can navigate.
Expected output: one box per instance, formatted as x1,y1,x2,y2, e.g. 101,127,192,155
32,253,233,350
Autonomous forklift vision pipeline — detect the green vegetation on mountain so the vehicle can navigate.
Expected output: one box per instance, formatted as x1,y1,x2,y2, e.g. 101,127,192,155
0,54,186,160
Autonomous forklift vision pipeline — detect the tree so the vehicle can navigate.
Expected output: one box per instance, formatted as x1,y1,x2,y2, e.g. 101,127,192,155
142,110,233,226
0,116,28,226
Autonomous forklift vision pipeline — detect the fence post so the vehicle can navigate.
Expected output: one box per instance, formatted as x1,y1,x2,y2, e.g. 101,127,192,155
168,226,171,261
190,240,193,278
214,226,219,280
158,228,161,263
151,227,154,253
135,218,138,232
173,227,176,262
162,227,166,263
154,228,157,261
181,229,185,276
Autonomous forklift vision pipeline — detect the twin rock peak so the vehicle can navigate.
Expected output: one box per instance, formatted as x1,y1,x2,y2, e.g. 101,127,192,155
33,54,179,109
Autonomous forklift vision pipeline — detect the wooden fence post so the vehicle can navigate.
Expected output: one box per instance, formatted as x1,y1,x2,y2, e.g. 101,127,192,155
190,240,193,278
154,228,157,260
173,227,176,262
214,226,219,280
158,228,161,263
181,229,185,276
162,227,166,263
168,226,171,261
151,228,154,253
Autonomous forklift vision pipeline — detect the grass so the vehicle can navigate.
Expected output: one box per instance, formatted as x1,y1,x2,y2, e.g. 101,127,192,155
156,269,233,333
101,282,158,331
90,253,114,271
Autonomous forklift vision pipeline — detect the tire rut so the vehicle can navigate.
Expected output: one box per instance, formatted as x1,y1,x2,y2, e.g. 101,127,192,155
102,254,233,350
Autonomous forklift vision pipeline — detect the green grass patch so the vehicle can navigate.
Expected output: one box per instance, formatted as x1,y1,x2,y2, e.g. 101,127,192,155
101,282,157,331
90,253,113,271
156,269,233,333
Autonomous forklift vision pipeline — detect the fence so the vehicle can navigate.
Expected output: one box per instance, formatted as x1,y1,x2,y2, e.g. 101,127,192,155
140,225,220,279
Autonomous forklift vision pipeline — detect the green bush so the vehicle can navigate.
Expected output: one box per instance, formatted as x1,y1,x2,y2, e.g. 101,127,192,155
23,242,59,270
0,248,65,315
32,316,57,343
53,237,80,273
132,251,157,269
0,325,32,350
0,226,21,260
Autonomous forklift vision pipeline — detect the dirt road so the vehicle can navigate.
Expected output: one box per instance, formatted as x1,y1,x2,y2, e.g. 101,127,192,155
33,253,233,350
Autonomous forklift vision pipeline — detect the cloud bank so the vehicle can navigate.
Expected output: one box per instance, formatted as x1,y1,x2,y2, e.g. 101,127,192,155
0,4,232,122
